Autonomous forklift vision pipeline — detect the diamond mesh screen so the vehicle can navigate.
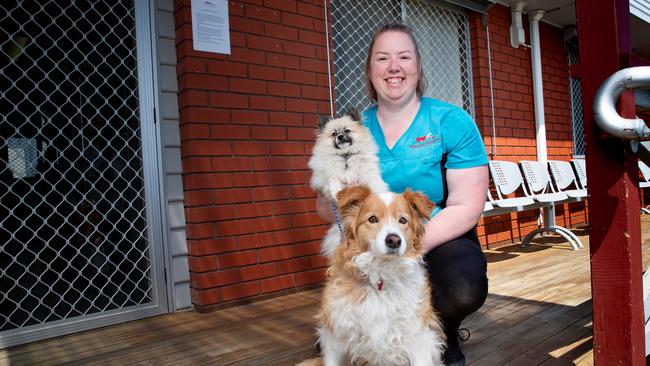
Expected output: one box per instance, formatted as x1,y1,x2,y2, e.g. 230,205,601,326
566,44,584,156
0,0,153,333
330,0,474,116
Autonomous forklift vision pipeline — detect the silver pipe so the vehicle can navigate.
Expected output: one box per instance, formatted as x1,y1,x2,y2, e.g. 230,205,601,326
485,14,497,156
594,66,650,140
324,0,334,117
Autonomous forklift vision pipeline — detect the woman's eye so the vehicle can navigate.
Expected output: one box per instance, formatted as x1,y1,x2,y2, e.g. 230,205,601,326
399,217,407,224
368,215,378,224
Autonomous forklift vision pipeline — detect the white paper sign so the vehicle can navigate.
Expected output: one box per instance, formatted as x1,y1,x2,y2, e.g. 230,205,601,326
191,0,231,54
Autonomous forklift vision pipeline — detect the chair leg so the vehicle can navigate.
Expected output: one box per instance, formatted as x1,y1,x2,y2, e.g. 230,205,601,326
641,207,650,214
522,227,582,250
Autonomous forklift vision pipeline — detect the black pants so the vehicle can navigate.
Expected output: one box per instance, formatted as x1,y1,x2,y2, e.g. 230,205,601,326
423,228,488,349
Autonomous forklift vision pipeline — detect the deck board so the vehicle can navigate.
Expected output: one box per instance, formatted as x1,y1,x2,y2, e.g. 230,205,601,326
3,216,650,365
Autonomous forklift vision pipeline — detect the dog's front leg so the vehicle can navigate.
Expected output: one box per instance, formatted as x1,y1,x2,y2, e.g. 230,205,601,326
407,337,441,366
327,178,343,202
319,328,347,366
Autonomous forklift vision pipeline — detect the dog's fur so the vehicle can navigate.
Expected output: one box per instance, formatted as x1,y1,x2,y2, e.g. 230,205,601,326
298,186,445,366
308,109,388,259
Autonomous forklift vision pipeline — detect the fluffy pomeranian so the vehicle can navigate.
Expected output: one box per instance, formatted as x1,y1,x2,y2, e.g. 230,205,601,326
308,109,388,259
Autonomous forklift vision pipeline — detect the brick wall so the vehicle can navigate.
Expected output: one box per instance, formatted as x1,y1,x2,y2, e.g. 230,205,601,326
470,4,587,247
174,0,331,310
173,1,588,308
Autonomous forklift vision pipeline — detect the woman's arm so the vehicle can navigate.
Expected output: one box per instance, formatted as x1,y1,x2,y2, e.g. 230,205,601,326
420,165,488,253
316,193,336,223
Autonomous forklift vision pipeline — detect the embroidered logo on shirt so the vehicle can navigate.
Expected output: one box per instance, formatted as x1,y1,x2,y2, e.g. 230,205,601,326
409,133,440,148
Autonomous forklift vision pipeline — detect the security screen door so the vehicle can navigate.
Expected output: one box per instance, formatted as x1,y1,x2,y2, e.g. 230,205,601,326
1,0,167,347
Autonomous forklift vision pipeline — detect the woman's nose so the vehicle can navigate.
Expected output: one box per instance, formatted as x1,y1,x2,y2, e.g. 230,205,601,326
387,57,399,71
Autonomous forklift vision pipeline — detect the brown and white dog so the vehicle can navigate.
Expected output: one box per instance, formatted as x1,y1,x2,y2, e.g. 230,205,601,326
299,186,445,366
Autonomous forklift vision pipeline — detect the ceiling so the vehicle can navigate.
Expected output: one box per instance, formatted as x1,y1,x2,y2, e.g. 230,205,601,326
494,0,650,60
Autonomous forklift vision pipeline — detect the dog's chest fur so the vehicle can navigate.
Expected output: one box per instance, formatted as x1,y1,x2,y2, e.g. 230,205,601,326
326,256,435,365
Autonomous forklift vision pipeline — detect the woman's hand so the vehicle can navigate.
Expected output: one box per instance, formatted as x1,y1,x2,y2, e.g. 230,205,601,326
316,193,336,223
420,165,488,253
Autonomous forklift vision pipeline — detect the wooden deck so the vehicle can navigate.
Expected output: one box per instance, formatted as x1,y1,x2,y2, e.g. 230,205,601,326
3,217,650,366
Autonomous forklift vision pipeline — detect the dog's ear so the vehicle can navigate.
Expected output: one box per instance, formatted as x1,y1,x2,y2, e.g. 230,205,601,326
336,186,371,240
403,189,435,220
317,115,331,130
345,107,361,122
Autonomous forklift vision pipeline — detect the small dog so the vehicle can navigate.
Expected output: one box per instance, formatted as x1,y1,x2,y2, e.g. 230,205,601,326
308,109,388,259
299,186,445,366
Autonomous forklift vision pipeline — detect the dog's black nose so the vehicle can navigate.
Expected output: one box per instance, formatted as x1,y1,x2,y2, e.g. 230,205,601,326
337,134,344,141
385,234,401,249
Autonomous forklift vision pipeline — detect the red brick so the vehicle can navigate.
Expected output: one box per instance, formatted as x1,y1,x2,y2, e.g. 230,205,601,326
219,250,258,269
191,288,220,307
270,111,304,126
229,16,265,35
211,124,251,140
287,127,315,141
179,74,228,91
237,232,276,249
266,53,300,69
229,47,267,66
184,173,233,190
186,205,236,222
188,255,219,273
295,268,326,286
178,90,209,108
252,186,291,201
293,240,322,257
240,262,277,281
191,268,241,289
181,140,232,157
261,274,296,293
270,141,305,155
285,69,317,85
182,157,212,173
187,237,238,256
213,188,253,204
220,282,260,302
251,126,287,140
229,78,267,94
283,40,316,58
297,2,324,19
271,171,309,185
206,60,247,77
233,141,271,156
185,222,216,240
251,157,291,171
300,85,329,100
265,23,299,41
259,245,293,263
232,172,272,187
292,213,325,227
216,216,293,236
310,255,328,268
264,0,296,12
299,29,325,46
271,200,311,215
180,108,230,124
244,4,281,23
276,257,311,274
184,190,215,207
282,13,313,30
210,93,249,109
211,157,254,172
177,58,206,74
267,82,301,97
249,65,285,82
231,110,269,125
286,98,318,113
179,124,210,140
289,156,309,170
250,95,286,111
235,202,273,219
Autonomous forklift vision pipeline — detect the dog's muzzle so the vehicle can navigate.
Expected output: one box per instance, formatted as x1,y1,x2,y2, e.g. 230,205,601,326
384,233,402,255
334,134,352,149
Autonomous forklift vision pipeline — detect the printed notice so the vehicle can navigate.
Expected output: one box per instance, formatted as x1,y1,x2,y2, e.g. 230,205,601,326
191,0,231,54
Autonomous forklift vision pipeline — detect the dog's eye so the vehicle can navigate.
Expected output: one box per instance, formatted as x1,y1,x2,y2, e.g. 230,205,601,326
331,131,337,137
368,215,378,224
399,217,408,224
344,129,351,134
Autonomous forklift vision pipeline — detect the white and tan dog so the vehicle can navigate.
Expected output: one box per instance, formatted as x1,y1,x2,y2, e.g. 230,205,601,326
308,109,388,259
299,186,445,366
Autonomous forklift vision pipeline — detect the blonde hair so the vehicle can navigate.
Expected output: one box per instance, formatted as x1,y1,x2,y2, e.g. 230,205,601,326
363,23,427,101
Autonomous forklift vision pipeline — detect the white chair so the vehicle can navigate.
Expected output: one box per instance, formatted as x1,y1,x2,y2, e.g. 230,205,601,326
487,160,536,210
571,159,587,190
547,160,589,199
517,160,582,250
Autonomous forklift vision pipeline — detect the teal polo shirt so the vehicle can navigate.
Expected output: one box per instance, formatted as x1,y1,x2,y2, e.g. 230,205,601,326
362,97,488,216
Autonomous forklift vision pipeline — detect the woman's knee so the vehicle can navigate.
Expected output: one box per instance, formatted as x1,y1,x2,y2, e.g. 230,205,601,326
433,275,488,320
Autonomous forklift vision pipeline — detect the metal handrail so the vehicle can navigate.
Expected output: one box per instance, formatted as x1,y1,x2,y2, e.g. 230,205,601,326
594,66,650,140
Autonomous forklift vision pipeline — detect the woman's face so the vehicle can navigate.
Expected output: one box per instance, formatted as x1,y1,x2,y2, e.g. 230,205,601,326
369,30,420,105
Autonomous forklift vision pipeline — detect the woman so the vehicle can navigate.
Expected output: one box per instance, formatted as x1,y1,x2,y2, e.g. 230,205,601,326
317,23,489,366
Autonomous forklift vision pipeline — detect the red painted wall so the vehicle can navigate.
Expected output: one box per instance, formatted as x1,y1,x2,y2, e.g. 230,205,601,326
173,1,587,309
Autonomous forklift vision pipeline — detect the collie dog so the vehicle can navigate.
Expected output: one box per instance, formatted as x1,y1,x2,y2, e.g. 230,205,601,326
308,109,388,260
299,186,445,366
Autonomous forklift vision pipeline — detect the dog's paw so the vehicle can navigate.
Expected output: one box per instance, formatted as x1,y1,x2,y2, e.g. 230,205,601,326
352,252,373,277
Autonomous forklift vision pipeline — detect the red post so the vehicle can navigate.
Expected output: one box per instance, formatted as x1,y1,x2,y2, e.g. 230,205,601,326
576,0,645,364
